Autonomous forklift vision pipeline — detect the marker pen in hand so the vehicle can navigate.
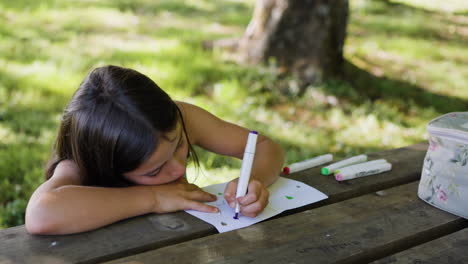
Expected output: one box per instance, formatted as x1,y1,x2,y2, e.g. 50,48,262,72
282,154,333,175
321,154,368,175
234,131,258,219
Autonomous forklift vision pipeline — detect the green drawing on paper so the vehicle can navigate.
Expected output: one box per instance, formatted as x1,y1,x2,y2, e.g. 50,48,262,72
285,196,294,200
218,192,223,195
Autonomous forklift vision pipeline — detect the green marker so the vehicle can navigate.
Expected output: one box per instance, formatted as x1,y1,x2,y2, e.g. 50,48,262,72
321,154,368,175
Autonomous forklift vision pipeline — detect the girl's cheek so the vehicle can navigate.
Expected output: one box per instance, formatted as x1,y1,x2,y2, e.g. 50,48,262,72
177,142,189,161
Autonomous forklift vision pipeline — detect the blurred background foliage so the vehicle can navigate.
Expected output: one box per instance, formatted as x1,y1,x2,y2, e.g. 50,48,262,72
0,0,467,228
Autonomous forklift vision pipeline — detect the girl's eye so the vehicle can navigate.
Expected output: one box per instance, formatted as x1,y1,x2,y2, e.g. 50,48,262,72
148,138,184,177
148,168,161,177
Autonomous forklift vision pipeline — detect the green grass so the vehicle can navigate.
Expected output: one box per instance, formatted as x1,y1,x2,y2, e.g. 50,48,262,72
0,0,467,228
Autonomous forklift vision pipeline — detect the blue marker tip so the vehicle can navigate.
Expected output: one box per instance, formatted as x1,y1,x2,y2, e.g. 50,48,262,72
233,213,239,219
250,131,258,134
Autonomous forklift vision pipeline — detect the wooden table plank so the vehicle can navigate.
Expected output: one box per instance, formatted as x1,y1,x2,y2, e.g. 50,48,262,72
0,213,213,264
104,182,468,264
371,228,468,264
0,143,427,264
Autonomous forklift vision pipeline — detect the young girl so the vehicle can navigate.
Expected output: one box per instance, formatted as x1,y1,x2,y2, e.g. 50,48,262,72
25,65,284,235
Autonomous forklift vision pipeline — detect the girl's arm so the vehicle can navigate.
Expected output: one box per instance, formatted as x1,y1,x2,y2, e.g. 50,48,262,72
26,161,217,235
177,102,285,216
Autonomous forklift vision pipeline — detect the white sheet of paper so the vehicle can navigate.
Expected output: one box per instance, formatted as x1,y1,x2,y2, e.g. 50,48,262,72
185,177,328,233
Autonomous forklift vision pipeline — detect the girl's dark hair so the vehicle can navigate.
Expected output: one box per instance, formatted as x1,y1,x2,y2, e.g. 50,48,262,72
46,65,198,187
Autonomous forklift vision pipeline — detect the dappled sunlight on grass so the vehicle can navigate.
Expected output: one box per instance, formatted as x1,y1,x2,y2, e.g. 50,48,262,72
347,0,468,100
213,79,249,108
3,61,80,98
33,8,140,33
191,90,418,165
0,125,15,145
391,0,468,13
336,112,423,147
187,165,240,187
349,46,468,100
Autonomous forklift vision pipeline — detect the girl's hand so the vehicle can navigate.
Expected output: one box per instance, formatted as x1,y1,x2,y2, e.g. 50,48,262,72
223,178,270,217
149,178,219,214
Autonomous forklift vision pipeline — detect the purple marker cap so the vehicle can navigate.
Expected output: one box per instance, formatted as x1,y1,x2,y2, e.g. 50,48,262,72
250,131,258,134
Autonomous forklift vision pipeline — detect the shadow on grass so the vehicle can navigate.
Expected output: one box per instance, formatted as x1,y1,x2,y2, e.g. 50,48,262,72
1,0,250,65
351,0,467,45
339,60,468,114
107,47,259,95
373,0,434,14
455,10,468,16
112,0,251,25
376,0,466,17
0,0,58,10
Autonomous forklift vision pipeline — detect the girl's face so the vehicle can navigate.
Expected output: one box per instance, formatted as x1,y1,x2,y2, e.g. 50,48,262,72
123,123,188,185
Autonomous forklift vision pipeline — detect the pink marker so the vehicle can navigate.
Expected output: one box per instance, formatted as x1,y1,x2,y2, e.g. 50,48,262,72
335,161,391,181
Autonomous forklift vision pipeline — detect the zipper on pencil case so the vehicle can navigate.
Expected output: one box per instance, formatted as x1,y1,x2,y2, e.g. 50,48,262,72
427,126,468,144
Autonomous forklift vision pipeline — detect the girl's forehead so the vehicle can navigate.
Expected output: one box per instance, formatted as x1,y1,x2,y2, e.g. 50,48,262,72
125,123,182,177
163,121,182,142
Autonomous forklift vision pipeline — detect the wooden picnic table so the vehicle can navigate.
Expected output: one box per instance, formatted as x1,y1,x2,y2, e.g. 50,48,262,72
1,143,468,264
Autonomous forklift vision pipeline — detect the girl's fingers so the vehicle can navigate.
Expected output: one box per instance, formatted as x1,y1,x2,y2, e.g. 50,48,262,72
224,180,238,208
240,189,269,217
238,180,262,206
188,189,217,202
151,182,217,214
186,201,219,213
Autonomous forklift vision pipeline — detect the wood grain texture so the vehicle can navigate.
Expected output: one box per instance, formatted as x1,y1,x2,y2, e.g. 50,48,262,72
0,213,213,264
105,182,468,264
0,143,428,264
371,228,468,264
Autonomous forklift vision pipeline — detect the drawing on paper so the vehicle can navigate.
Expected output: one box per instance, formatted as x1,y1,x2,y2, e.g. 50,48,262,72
185,177,328,233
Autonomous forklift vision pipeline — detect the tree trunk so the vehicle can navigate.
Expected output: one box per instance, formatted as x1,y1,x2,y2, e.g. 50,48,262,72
238,0,349,87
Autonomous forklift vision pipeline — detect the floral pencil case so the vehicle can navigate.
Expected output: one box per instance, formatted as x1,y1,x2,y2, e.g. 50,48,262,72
418,112,468,219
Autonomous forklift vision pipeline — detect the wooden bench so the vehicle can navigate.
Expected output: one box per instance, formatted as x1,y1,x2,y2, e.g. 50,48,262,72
1,143,467,264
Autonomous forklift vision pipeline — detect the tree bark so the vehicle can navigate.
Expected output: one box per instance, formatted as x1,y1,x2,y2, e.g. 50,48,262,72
238,0,349,87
